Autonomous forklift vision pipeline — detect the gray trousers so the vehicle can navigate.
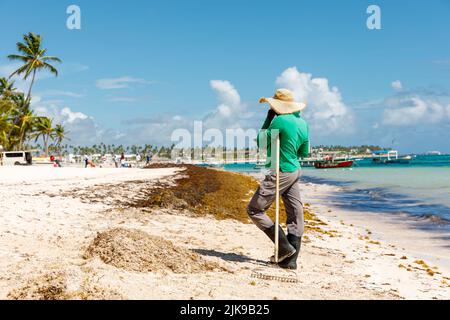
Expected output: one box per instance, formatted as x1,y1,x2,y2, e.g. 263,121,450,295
247,169,304,237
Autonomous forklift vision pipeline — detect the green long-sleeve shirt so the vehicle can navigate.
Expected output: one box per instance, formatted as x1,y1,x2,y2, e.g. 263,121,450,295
257,112,309,172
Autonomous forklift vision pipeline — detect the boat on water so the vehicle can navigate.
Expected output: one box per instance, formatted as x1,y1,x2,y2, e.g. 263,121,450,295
300,157,317,168
371,150,413,165
314,159,354,169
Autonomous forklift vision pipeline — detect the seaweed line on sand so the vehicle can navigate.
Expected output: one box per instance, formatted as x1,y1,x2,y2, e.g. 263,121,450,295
131,164,333,236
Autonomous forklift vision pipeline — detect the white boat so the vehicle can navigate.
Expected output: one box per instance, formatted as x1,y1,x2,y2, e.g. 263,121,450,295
425,151,441,156
372,150,412,164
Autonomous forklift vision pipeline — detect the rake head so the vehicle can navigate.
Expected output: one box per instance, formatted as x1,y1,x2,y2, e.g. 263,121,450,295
251,267,299,284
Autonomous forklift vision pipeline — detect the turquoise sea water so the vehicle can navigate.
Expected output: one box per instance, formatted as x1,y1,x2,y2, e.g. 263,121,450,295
224,155,450,231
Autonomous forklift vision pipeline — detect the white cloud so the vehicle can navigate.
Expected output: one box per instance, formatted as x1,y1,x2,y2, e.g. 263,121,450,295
96,76,153,90
383,98,426,126
34,104,96,144
275,67,353,134
121,80,258,148
32,102,127,146
383,96,448,126
391,80,403,91
124,114,192,146
34,105,91,126
203,80,249,129
210,80,241,107
60,107,89,123
121,71,356,147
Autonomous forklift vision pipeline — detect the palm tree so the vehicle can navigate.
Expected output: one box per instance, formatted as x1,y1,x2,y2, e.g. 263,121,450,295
54,124,69,157
17,106,38,149
8,32,61,104
2,92,30,150
0,77,17,99
0,97,17,149
0,112,10,148
6,33,61,146
33,117,55,157
0,96,16,115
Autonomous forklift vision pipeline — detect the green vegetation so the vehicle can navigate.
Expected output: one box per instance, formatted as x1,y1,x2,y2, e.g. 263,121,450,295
65,144,159,157
313,145,387,155
0,32,65,155
8,32,61,105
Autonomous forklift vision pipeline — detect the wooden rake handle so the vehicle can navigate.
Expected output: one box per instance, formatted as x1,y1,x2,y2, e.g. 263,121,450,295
274,136,280,263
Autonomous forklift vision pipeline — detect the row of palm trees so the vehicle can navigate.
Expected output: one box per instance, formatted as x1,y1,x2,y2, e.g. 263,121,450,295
56,143,160,157
50,144,173,159
0,32,67,156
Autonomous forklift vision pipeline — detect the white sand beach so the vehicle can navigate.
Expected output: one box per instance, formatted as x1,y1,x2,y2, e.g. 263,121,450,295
0,166,449,300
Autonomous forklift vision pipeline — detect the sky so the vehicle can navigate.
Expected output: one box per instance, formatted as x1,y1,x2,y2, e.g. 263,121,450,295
0,0,449,153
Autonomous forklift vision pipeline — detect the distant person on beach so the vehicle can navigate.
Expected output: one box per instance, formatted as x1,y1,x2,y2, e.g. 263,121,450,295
50,155,61,167
120,152,125,167
247,89,309,270
84,155,89,168
113,153,118,168
146,152,152,165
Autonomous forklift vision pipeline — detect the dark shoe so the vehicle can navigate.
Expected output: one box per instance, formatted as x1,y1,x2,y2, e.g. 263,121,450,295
263,225,296,263
278,234,301,270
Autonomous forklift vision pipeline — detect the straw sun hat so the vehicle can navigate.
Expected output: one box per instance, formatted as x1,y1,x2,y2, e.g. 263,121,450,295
259,88,307,115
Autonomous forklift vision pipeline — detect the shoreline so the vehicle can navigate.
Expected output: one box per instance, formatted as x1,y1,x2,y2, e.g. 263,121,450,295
300,169,450,228
302,180,450,273
0,166,449,299
240,167,450,273
301,180,450,274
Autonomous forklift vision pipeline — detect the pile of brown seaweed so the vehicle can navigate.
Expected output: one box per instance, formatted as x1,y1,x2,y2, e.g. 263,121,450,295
83,228,223,273
136,165,268,222
137,165,323,227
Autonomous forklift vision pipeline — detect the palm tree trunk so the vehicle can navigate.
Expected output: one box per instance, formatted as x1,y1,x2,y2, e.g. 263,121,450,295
44,135,49,158
57,140,61,158
26,69,37,105
19,132,24,150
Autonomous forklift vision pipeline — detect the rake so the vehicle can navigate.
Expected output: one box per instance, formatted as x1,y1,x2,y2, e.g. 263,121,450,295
251,268,298,283
251,135,299,283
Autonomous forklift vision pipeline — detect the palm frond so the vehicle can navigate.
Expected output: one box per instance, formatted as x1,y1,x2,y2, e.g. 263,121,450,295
8,64,30,78
16,42,33,56
7,54,29,63
41,56,62,63
42,62,58,76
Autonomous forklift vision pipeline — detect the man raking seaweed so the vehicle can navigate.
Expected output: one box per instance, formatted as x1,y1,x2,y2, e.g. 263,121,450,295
247,88,309,271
